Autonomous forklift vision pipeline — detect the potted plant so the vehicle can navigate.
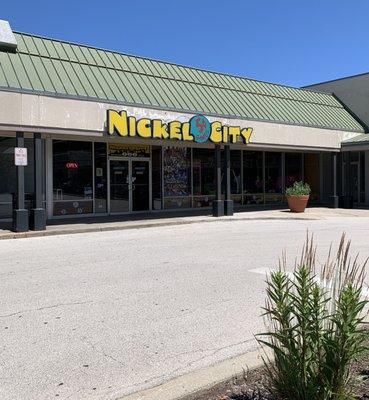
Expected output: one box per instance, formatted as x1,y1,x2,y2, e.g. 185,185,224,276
285,181,311,213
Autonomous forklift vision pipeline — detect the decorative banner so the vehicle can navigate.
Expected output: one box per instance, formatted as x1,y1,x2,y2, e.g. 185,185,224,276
107,110,253,144
108,143,150,157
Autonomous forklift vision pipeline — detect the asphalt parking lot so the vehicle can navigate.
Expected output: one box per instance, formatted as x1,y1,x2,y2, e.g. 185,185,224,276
1,217,369,400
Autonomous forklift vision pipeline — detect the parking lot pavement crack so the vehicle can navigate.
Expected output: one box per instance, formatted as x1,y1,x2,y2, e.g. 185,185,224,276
0,300,94,318
84,338,126,368
164,337,257,363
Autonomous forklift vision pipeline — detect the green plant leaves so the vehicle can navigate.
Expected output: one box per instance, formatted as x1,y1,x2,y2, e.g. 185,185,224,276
285,181,311,196
257,233,369,400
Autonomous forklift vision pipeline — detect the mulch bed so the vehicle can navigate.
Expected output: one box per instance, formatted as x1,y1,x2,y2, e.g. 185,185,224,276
193,348,369,400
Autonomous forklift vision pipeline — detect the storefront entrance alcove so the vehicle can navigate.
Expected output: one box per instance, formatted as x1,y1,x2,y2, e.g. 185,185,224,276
108,157,150,213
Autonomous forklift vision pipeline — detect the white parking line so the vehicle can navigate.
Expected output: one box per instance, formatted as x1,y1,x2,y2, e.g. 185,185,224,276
249,267,369,298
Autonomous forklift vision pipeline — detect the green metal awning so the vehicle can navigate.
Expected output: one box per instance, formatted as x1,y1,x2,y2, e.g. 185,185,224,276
342,134,369,145
0,31,364,133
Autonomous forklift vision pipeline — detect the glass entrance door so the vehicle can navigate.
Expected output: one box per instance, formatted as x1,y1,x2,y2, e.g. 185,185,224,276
109,158,150,213
109,159,130,213
132,160,150,211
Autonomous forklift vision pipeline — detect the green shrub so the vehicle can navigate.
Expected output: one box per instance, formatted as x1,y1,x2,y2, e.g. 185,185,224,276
258,234,369,400
285,181,311,196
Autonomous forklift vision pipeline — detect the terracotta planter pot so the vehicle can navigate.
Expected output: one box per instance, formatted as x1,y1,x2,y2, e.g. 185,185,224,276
286,195,310,213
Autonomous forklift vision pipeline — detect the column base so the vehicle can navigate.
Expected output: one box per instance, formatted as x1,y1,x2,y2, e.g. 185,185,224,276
224,199,234,216
212,200,224,217
30,208,46,231
330,195,339,209
12,209,29,232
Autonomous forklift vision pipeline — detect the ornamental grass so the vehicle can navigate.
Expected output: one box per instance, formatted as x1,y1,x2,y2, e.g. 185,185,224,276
258,233,369,400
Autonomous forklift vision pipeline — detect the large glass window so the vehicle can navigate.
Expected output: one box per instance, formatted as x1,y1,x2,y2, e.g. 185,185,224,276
243,151,263,205
0,137,37,219
285,153,302,188
230,150,242,205
53,140,93,216
0,137,16,218
163,146,191,209
265,152,282,203
193,149,215,208
304,153,320,201
94,142,107,213
152,146,162,210
360,152,365,204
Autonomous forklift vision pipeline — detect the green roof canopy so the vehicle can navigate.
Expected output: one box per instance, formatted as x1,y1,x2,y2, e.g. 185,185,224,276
342,134,369,144
0,32,364,133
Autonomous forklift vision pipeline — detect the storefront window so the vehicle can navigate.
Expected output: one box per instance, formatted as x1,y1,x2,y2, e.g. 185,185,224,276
360,152,365,203
230,151,242,205
304,153,320,201
265,152,282,203
0,137,16,218
348,152,366,204
285,153,302,188
0,137,36,219
243,151,263,205
94,142,107,213
152,146,162,210
53,140,93,216
193,149,215,208
163,146,191,209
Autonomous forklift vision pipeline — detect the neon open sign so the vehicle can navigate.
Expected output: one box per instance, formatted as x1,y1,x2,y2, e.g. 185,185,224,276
66,162,78,169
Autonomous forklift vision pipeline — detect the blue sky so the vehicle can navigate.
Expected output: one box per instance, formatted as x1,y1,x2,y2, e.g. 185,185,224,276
2,1,369,87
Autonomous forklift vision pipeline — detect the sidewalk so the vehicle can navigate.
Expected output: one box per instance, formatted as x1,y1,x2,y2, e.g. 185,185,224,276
1,207,369,240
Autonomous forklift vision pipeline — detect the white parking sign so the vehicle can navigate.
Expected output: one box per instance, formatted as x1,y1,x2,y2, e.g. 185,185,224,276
14,147,28,166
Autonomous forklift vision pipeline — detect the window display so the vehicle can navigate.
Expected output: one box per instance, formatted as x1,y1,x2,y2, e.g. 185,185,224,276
265,152,283,203
152,146,162,210
285,153,302,188
193,149,215,208
243,151,264,205
94,142,107,213
53,140,93,216
163,147,191,209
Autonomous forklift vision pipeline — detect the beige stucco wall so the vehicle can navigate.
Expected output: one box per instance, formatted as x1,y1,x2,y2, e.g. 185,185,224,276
0,90,360,151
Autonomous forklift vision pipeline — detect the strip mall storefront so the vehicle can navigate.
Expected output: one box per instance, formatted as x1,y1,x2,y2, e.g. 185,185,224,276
0,102,341,227
0,21,366,231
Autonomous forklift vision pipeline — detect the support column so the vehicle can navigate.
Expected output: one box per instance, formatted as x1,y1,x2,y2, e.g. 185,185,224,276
30,133,46,230
212,145,224,217
331,152,339,208
12,132,29,232
224,145,233,216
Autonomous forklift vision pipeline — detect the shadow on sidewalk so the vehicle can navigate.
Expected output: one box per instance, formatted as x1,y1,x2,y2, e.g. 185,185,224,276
0,204,288,231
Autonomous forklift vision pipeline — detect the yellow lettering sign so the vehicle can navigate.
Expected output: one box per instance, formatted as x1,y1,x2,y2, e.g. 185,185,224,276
210,121,222,143
137,118,151,138
108,110,128,137
152,120,169,139
107,110,253,145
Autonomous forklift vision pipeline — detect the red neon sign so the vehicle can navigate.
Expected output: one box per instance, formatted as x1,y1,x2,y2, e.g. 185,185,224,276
66,162,78,169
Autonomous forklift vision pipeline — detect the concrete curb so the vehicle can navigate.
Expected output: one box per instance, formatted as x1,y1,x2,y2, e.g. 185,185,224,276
117,320,369,400
0,216,318,240
117,347,271,400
